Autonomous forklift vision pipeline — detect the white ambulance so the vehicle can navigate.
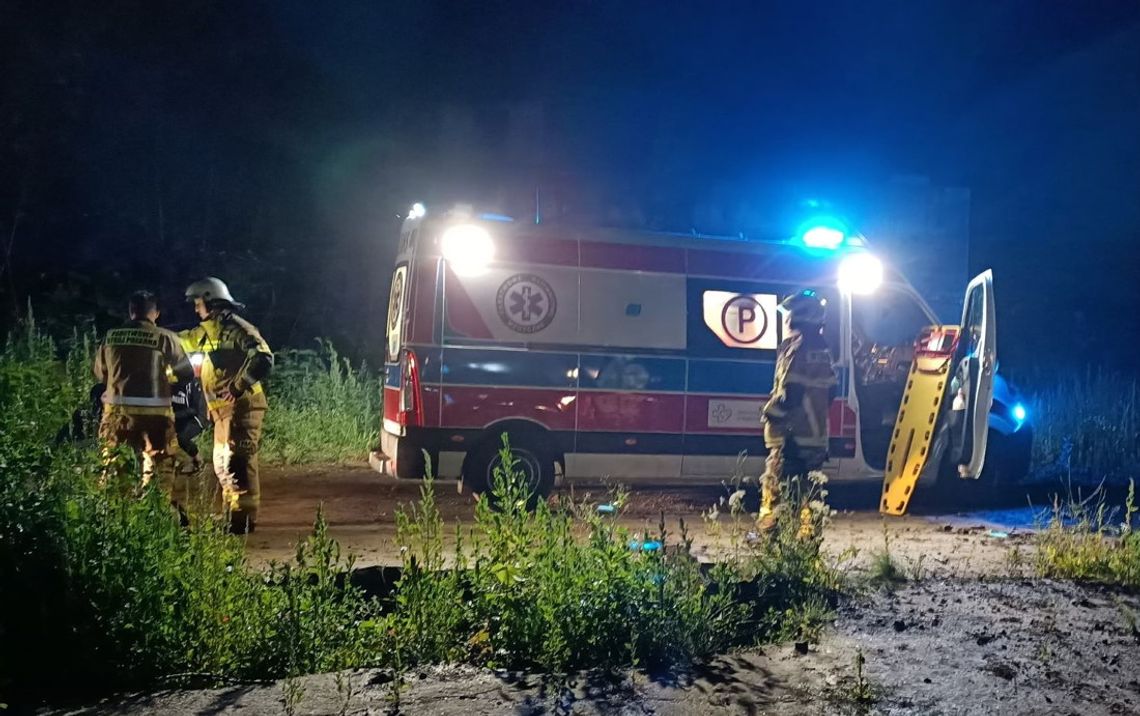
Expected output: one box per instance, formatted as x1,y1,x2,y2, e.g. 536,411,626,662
374,204,1032,501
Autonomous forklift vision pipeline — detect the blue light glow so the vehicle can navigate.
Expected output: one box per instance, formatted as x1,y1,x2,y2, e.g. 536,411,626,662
1013,403,1027,423
802,226,845,249
478,212,515,222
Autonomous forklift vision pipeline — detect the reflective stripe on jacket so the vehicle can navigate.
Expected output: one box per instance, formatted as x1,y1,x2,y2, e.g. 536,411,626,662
762,329,837,449
94,320,194,416
180,311,273,413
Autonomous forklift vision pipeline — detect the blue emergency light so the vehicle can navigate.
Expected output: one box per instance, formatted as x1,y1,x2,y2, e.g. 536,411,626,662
802,226,845,249
796,216,850,250
1012,403,1027,423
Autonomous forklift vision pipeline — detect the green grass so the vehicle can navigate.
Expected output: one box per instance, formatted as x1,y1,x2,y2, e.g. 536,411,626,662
259,339,380,464
0,321,846,708
1034,481,1140,588
389,438,843,672
1028,369,1140,485
0,323,387,705
867,531,908,590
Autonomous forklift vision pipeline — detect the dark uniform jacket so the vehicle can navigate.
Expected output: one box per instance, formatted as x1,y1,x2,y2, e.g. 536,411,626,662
762,329,837,449
94,319,194,416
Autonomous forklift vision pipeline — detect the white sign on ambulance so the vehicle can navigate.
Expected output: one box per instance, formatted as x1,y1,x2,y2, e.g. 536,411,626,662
707,399,765,429
702,291,778,349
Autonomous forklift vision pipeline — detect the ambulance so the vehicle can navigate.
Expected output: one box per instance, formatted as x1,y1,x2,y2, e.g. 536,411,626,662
373,203,1032,506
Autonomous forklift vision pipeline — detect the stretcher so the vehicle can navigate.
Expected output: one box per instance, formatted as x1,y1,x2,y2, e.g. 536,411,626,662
879,326,961,516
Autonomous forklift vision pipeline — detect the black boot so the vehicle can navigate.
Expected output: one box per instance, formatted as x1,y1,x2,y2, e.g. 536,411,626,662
228,511,255,535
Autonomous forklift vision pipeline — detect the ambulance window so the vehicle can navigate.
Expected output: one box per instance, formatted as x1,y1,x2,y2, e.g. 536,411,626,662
852,287,931,347
821,297,840,355
386,265,408,363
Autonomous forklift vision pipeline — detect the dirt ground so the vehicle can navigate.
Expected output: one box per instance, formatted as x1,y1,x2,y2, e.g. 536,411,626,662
245,463,1046,579
58,578,1140,715
48,465,1140,715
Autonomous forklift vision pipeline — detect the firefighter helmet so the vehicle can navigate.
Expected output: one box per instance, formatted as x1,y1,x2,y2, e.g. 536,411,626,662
781,289,826,326
185,277,239,306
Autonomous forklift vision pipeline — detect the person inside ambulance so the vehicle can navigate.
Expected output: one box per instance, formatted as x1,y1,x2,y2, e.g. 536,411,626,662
95,290,195,510
759,289,837,534
180,277,273,535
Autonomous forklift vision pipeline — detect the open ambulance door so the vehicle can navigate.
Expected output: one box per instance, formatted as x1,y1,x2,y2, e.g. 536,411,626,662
879,270,996,515
952,270,997,480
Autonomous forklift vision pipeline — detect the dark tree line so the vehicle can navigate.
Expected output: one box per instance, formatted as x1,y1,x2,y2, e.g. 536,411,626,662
0,1,401,359
3,1,1139,374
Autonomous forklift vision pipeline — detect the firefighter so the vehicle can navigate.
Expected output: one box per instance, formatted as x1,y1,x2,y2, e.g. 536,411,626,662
180,277,273,535
759,289,837,534
94,290,194,504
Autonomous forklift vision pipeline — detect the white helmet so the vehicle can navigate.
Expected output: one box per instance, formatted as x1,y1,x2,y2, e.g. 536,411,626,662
185,277,240,306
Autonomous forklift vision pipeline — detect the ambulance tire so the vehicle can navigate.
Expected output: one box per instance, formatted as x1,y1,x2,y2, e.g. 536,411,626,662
465,433,555,509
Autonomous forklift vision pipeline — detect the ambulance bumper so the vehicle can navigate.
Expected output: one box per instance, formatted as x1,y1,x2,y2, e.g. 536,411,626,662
368,449,393,477
368,427,401,479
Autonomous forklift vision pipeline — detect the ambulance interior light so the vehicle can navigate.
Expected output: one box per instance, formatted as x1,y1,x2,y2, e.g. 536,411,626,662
441,224,495,276
838,252,883,295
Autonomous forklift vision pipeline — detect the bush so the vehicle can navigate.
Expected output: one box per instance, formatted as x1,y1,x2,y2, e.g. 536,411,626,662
0,324,387,707
1034,481,1140,588
388,438,843,673
259,339,381,464
0,449,389,705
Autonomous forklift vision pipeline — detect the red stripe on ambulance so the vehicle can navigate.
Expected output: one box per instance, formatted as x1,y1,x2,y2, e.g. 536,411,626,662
440,386,577,430
575,392,685,433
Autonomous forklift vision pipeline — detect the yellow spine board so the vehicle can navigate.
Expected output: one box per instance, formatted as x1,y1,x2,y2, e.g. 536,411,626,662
880,327,958,515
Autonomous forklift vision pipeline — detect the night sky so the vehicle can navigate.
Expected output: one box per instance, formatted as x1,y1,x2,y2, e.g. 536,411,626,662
2,0,1138,372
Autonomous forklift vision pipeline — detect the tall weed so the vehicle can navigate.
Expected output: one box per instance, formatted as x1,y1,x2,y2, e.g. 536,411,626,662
0,323,387,706
1034,481,1140,588
260,339,380,464
388,438,840,673
1029,369,1140,485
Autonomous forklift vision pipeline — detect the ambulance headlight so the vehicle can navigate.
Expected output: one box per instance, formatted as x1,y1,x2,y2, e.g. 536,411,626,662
838,253,883,295
408,202,426,219
441,224,495,276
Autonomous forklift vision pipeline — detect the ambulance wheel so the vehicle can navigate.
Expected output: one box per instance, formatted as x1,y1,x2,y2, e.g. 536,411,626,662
464,433,555,508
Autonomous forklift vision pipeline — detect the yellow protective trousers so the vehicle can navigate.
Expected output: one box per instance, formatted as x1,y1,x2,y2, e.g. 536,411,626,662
759,439,827,536
98,408,178,501
211,396,266,533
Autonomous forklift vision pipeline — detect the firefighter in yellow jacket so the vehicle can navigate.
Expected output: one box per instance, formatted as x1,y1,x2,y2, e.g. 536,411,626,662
759,290,837,533
95,291,195,500
181,277,273,534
